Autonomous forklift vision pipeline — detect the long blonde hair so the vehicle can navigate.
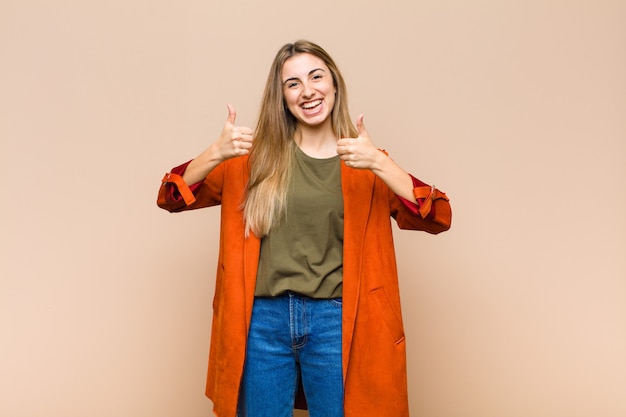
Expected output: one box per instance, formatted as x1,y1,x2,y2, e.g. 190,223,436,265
243,40,357,237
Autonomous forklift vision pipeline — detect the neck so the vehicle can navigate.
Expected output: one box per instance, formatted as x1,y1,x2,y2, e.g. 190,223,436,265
294,121,338,158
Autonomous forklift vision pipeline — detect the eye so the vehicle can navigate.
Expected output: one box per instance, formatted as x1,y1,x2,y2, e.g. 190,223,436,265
312,73,323,81
286,80,300,89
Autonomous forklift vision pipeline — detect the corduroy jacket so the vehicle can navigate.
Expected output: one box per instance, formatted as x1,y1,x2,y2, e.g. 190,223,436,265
157,154,451,417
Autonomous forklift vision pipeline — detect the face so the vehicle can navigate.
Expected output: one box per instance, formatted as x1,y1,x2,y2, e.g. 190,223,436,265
281,53,337,128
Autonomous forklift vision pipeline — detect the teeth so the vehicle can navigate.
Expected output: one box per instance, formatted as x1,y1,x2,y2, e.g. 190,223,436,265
302,100,322,109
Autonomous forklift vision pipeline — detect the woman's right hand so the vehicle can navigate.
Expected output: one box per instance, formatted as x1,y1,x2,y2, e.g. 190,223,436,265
214,104,254,161
181,104,254,185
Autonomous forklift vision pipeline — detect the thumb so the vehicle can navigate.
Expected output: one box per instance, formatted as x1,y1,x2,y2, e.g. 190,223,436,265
356,114,366,136
226,104,236,125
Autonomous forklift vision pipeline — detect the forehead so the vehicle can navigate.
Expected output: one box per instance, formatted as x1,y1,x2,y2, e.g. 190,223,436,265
281,53,329,80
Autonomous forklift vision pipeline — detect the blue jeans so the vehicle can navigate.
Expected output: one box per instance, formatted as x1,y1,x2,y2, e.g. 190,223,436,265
237,293,344,417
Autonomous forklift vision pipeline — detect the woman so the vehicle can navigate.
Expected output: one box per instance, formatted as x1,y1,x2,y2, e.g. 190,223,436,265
157,40,451,417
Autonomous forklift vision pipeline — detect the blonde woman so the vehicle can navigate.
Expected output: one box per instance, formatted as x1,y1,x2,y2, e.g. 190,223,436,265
158,40,451,417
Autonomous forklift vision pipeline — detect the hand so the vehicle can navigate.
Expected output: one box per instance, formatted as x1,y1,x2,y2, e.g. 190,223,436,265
214,104,254,161
336,114,382,170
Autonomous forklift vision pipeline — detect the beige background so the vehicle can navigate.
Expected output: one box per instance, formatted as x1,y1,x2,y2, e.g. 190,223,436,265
2,1,625,416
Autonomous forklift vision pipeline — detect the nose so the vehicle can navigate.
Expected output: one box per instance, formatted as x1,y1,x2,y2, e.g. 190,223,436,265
301,81,314,98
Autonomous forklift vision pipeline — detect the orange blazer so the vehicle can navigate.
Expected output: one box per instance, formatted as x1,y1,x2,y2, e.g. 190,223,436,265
157,155,451,417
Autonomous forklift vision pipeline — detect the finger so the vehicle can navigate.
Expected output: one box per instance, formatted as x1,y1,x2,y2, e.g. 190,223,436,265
238,127,254,135
235,135,253,145
337,138,351,147
356,114,366,136
234,128,254,142
336,138,355,152
233,139,247,154
226,104,236,125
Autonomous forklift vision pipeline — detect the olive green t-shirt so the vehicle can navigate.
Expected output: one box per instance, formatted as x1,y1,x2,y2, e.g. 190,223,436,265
255,147,344,298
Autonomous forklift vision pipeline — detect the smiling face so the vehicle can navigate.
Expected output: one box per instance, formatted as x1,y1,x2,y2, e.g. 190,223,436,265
281,53,337,129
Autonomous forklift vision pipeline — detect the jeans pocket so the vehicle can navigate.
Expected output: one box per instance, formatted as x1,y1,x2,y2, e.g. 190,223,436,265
327,297,343,308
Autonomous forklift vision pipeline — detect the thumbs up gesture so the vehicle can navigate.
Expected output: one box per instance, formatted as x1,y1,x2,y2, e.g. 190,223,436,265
337,114,381,170
216,104,254,161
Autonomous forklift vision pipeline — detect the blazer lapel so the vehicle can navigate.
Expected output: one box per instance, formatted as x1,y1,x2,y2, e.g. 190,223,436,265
340,162,376,374
243,233,260,330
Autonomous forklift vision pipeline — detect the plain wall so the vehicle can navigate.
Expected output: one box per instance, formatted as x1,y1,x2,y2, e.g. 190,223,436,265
1,1,625,416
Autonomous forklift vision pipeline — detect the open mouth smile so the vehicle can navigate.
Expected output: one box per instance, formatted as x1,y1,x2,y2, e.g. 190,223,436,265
301,99,322,111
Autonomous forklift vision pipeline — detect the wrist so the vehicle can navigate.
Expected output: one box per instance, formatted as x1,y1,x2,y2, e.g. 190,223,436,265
371,149,391,174
200,142,225,165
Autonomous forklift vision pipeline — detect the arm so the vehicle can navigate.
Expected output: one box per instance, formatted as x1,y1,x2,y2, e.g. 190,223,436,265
366,149,415,201
157,104,253,211
337,115,451,233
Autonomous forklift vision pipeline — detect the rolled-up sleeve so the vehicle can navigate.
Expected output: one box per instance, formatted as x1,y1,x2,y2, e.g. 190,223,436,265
394,174,452,233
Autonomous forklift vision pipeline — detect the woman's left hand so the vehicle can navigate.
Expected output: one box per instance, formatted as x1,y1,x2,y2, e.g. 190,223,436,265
337,114,384,170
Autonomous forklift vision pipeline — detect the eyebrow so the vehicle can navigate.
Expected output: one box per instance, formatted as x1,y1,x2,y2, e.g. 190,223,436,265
282,68,326,85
